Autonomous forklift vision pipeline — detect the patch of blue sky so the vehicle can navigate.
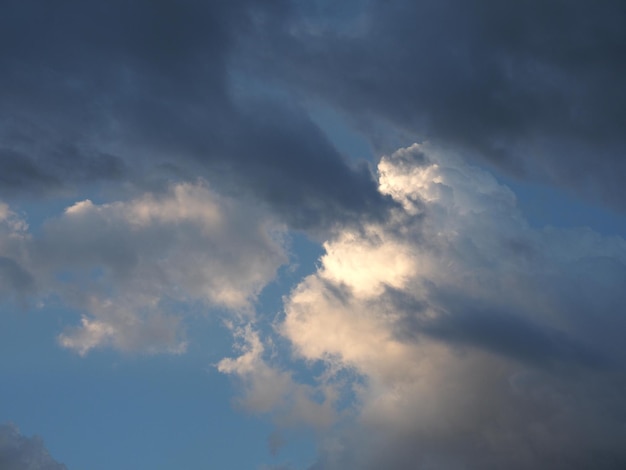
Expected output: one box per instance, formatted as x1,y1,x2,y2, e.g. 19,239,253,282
307,105,375,163
0,302,313,470
500,176,626,237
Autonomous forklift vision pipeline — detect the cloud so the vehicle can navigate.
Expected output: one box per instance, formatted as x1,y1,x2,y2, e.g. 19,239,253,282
265,0,626,212
0,0,390,230
1,0,624,228
275,144,626,469
218,324,336,430
0,181,288,354
0,423,66,470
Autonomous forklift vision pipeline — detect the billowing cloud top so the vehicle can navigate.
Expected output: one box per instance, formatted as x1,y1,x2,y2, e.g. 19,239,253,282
3,0,625,223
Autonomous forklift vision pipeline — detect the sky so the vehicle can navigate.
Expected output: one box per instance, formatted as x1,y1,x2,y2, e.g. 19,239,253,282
1,1,626,469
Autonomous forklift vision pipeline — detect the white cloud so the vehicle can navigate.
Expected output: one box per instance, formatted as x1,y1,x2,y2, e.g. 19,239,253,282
1,181,288,355
277,144,626,469
0,423,66,470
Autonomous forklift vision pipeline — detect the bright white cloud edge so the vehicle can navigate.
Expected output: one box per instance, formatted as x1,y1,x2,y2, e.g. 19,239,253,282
221,144,626,470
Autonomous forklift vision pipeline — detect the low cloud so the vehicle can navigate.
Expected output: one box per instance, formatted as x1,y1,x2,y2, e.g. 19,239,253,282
0,423,66,470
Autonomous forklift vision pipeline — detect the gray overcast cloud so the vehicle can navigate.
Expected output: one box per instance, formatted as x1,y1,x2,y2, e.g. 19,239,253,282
4,1,625,221
0,0,392,230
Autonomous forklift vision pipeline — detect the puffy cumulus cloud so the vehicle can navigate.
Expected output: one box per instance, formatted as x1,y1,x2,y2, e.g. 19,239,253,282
0,181,288,355
0,423,66,470
277,145,626,469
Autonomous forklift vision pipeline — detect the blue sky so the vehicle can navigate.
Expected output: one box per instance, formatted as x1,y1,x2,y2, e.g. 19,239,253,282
2,2,626,470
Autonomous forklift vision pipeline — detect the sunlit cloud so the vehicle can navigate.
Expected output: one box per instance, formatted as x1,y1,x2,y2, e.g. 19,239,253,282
268,144,626,469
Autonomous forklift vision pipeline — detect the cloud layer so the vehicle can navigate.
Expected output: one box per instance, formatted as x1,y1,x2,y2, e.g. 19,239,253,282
0,0,390,230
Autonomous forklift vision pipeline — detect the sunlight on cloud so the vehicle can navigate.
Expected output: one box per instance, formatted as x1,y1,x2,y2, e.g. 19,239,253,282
3,141,626,467
320,227,417,298
268,144,626,469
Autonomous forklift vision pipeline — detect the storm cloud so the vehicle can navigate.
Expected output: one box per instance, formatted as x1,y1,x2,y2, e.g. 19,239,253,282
262,0,626,211
0,0,390,229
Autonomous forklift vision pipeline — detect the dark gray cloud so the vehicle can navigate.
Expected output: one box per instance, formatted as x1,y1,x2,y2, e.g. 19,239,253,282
389,289,609,370
264,0,626,211
3,0,624,220
439,308,607,369
0,0,391,229
0,424,67,470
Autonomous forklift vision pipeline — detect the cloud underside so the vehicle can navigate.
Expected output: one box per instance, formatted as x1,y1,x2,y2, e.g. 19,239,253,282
222,145,626,469
0,0,390,230
274,0,626,211
1,0,626,223
0,424,66,470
